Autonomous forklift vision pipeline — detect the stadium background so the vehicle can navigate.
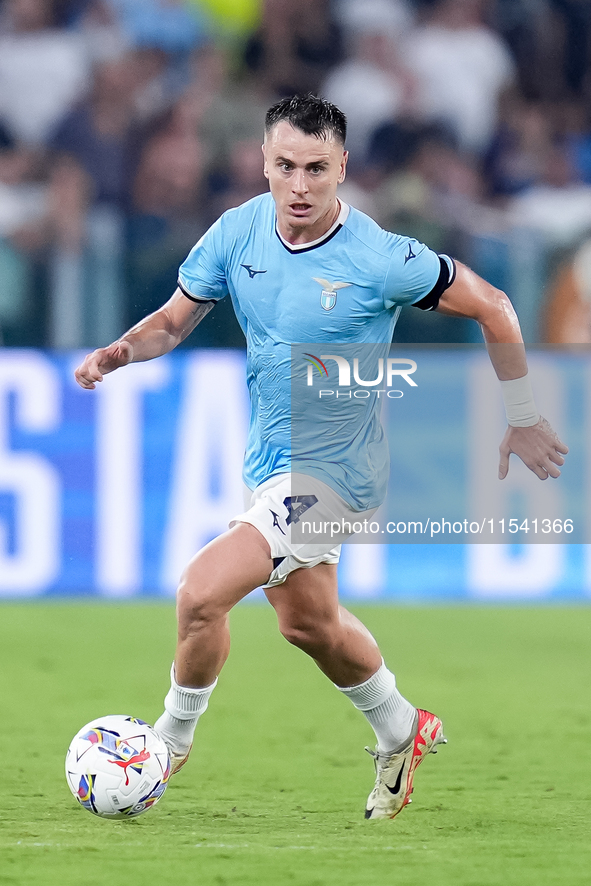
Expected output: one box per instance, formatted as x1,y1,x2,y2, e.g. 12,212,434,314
2,5,591,886
1,0,590,600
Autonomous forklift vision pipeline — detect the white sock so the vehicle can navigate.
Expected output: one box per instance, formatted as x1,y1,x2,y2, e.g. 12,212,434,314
337,660,417,755
153,663,217,754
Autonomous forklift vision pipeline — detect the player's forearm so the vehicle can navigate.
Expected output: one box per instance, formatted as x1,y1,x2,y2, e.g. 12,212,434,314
479,292,528,381
437,262,527,380
471,284,538,425
118,313,182,362
119,299,211,362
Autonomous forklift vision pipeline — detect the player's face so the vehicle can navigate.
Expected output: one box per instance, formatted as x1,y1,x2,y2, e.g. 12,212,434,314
263,121,348,243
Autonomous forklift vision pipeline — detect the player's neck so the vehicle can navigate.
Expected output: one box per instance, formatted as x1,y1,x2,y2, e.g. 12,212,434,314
277,199,341,246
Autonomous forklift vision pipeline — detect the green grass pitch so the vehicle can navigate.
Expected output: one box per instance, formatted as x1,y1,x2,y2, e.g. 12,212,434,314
1,602,590,886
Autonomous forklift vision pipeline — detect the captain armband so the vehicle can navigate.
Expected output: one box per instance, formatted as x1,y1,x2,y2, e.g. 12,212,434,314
412,255,456,312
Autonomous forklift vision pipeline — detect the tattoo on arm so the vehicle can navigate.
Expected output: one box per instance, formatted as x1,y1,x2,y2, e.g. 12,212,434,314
190,301,215,324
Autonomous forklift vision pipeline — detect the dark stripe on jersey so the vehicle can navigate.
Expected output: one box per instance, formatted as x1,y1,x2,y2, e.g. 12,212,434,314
412,256,456,312
177,280,215,304
275,223,343,254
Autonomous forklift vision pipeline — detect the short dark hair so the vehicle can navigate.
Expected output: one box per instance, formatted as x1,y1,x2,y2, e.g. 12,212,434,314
265,94,347,145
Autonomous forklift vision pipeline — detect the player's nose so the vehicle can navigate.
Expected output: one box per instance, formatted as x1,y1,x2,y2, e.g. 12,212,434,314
292,168,308,194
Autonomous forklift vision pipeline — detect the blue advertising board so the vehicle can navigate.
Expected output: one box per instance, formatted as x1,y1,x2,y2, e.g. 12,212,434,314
0,349,588,601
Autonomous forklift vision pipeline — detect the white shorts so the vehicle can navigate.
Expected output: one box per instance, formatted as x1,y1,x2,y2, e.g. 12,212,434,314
230,473,377,588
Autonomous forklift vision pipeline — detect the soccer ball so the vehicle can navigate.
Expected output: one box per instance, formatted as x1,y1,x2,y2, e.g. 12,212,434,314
65,715,170,819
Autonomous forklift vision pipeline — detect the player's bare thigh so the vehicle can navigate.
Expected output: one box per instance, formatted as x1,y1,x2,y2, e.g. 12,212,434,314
177,522,273,624
265,563,382,684
264,562,340,638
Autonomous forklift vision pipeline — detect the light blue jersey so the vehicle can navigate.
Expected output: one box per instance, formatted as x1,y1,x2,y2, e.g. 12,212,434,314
178,192,452,509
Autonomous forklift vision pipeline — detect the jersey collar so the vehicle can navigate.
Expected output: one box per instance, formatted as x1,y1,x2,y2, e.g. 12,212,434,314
275,200,350,254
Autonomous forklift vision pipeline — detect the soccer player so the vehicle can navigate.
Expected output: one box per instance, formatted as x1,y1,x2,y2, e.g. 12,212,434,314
75,95,568,820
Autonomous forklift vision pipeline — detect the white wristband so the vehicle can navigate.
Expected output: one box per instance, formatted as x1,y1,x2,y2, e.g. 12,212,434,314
500,374,539,427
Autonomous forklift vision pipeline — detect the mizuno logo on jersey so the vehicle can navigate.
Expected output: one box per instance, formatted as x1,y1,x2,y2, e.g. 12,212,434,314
404,244,416,264
313,277,352,311
241,264,267,278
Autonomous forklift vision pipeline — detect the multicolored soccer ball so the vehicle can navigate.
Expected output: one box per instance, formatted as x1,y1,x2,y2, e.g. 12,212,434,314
65,715,170,819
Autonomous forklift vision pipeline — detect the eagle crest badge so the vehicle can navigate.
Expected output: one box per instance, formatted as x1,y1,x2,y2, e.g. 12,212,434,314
313,277,352,311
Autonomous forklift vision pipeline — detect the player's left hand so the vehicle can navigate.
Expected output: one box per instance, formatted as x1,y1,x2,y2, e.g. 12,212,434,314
498,416,568,480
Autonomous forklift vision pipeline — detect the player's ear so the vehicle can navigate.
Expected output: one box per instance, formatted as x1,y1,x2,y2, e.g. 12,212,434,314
262,142,269,179
338,150,348,184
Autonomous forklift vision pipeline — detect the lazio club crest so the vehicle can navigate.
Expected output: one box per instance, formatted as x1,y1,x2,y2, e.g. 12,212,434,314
313,277,351,311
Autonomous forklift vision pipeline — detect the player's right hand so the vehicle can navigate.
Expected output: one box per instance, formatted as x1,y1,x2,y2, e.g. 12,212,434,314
74,340,134,389
498,416,568,480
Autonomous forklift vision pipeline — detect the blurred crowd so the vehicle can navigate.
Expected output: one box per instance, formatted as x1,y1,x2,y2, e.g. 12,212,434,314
2,0,591,347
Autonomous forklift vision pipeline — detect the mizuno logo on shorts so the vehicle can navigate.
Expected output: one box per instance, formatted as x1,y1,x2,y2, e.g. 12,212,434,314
269,509,286,535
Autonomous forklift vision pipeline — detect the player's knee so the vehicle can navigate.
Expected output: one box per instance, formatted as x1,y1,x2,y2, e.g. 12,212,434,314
176,572,225,629
277,612,334,652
